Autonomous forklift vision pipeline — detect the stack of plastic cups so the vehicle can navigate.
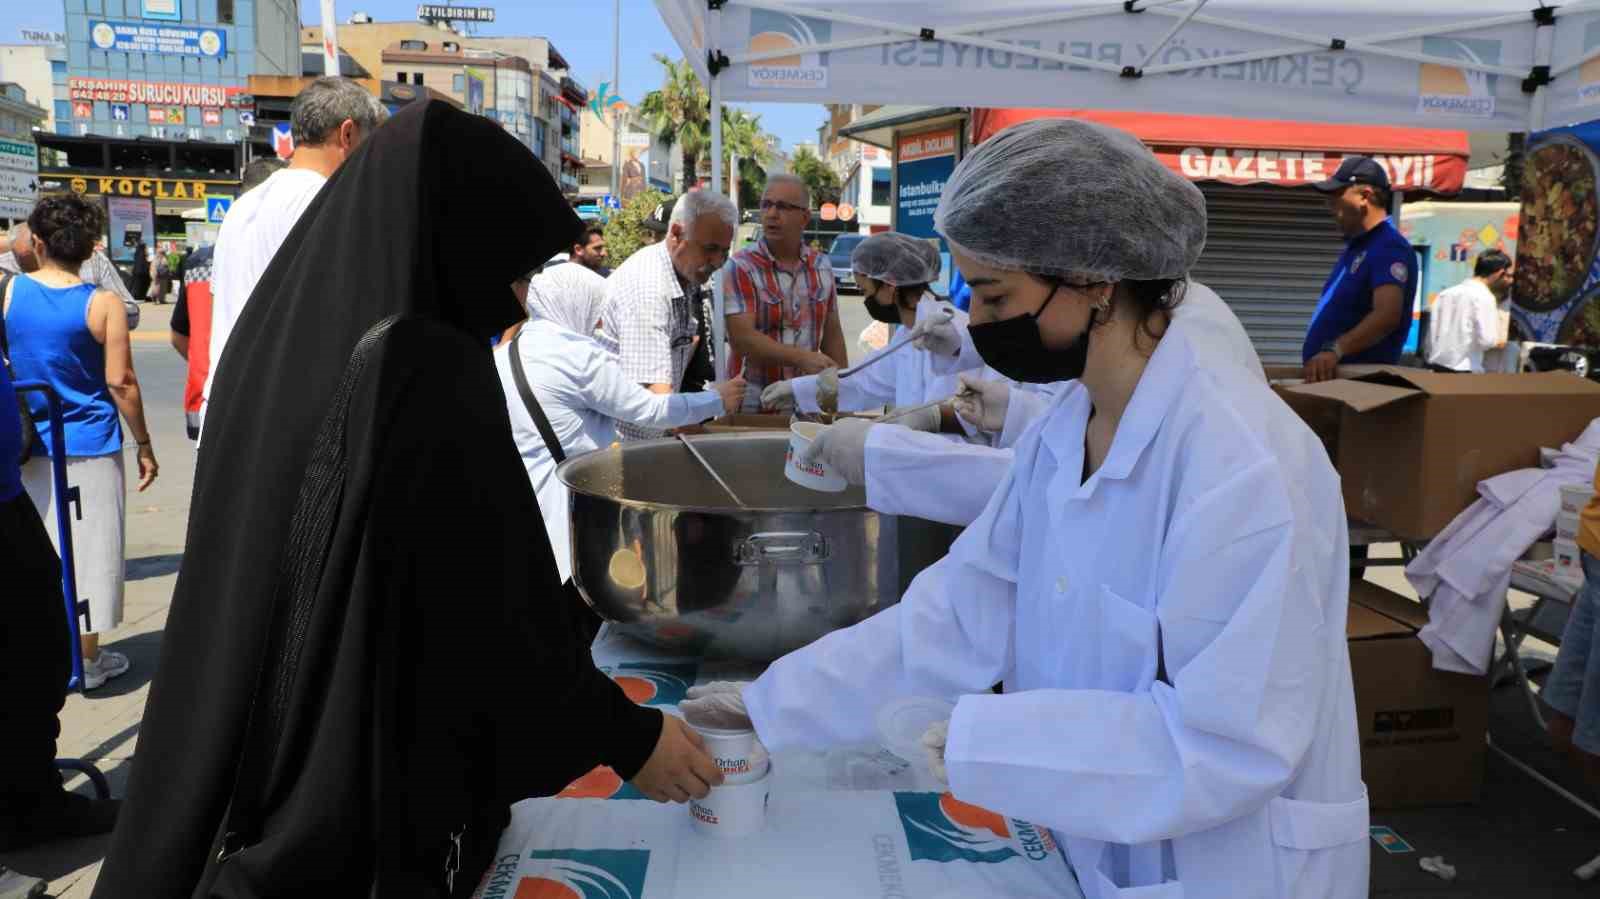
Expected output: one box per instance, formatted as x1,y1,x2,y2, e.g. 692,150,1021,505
684,717,771,838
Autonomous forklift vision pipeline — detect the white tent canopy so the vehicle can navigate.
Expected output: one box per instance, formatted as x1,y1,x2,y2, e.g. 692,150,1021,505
659,1,1600,141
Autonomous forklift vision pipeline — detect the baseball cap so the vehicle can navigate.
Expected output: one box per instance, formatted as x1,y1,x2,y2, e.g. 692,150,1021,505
643,197,676,234
1312,156,1391,194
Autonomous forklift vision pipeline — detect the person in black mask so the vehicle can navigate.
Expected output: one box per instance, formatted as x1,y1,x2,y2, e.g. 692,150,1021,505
91,99,722,899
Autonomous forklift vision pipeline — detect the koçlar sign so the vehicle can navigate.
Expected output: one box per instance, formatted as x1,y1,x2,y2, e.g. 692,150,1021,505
416,4,494,21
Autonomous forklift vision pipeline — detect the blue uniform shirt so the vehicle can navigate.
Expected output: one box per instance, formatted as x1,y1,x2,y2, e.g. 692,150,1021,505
1302,218,1416,365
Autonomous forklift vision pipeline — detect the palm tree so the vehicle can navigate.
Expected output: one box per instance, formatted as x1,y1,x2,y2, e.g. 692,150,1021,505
721,108,773,212
636,55,710,191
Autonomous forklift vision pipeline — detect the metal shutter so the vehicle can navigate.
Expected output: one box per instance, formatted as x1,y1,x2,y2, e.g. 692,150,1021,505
1190,183,1345,365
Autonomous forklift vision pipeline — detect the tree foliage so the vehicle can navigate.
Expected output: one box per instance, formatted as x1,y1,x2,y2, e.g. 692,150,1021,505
603,188,669,267
789,145,842,206
637,56,709,191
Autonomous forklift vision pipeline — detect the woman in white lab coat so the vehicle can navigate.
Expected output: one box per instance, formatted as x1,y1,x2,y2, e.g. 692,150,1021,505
692,119,1368,899
492,265,745,586
759,231,973,426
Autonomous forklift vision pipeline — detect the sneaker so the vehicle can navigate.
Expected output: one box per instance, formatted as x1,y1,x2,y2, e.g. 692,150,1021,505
82,649,130,691
0,867,46,899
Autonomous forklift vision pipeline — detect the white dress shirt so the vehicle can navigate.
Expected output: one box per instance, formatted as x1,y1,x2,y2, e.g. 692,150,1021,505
1426,277,1501,373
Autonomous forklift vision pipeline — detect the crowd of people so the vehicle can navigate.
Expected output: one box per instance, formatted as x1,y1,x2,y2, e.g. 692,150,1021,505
3,63,1598,899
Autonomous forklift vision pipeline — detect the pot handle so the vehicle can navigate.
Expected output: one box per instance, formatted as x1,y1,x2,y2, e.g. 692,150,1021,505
736,531,830,566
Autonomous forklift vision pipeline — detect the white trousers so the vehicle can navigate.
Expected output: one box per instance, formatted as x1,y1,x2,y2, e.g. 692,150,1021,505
23,451,126,635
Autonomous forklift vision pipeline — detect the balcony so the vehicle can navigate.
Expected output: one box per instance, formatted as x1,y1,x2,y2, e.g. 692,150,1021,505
560,76,587,105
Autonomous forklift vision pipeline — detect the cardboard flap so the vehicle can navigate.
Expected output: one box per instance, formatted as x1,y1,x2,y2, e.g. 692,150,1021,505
1350,580,1429,632
1347,602,1413,641
1283,378,1422,413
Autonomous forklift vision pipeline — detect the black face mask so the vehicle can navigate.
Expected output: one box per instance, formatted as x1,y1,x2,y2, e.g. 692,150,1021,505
862,290,903,324
967,285,1092,384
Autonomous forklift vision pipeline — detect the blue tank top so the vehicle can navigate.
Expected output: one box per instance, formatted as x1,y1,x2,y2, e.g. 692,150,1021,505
0,345,22,501
4,276,121,457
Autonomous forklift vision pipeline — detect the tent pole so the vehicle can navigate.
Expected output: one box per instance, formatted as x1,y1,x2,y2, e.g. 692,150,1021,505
708,5,728,382
1530,12,1556,133
710,80,724,194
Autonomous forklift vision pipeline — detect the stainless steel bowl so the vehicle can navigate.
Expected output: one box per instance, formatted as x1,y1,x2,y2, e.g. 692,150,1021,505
558,432,947,660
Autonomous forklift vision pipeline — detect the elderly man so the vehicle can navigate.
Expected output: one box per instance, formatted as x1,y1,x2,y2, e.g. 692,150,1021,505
3,222,142,329
597,189,736,440
201,76,386,438
724,173,847,411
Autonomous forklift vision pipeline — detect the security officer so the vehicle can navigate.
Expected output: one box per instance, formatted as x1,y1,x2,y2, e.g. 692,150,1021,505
1304,157,1417,382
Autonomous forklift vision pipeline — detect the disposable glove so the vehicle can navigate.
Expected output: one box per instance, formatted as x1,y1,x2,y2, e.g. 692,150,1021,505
952,372,1011,433
885,403,943,434
681,681,752,730
760,380,796,413
909,302,962,358
798,418,874,486
920,719,950,786
815,368,840,415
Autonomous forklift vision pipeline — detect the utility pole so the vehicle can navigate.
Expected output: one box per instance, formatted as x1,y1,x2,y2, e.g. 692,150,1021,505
610,0,621,207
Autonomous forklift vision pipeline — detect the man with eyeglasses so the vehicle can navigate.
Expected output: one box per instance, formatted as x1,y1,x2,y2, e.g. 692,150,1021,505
597,189,737,440
725,174,848,411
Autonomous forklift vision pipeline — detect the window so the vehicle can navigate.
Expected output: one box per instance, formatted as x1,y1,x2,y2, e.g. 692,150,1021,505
400,40,428,51
871,168,891,207
51,60,66,76
453,74,465,92
397,72,408,84
54,100,70,123
413,73,424,87
219,0,234,24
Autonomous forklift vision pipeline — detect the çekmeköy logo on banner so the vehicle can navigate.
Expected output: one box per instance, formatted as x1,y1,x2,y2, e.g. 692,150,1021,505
1416,37,1501,119
557,765,648,801
472,848,649,899
893,792,1060,865
746,9,831,90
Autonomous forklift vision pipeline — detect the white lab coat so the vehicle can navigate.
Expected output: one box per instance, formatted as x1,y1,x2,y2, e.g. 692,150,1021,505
865,281,1267,528
790,296,969,414
747,326,1368,899
493,320,724,581
1425,278,1501,373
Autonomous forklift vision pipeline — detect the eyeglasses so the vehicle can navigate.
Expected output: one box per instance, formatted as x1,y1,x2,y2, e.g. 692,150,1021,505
759,199,808,214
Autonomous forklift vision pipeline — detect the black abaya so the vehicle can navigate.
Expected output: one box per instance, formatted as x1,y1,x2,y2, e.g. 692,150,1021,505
93,100,661,898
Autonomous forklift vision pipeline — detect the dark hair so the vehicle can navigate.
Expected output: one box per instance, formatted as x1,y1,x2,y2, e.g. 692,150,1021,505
241,157,287,193
894,283,931,309
574,223,605,250
1475,249,1512,278
27,193,105,268
1040,274,1187,348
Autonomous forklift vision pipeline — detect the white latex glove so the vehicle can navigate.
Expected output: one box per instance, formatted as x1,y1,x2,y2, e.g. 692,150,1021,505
761,380,796,412
920,719,950,786
885,402,943,434
816,367,840,415
952,372,1011,433
675,681,748,732
798,418,873,486
909,302,962,358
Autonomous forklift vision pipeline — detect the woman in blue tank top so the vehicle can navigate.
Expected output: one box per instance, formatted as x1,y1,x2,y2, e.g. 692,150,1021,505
4,193,159,690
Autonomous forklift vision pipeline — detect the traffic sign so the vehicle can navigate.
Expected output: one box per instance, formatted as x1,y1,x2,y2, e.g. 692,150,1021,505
602,194,621,209
0,169,38,198
272,122,294,159
237,110,256,126
205,195,232,224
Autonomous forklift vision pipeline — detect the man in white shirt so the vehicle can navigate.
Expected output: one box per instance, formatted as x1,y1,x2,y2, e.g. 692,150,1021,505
1426,249,1511,373
200,76,386,437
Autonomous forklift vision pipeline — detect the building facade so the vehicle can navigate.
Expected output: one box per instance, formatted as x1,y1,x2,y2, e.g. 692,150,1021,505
0,43,65,131
0,82,49,226
59,0,300,144
379,38,535,149
578,103,673,205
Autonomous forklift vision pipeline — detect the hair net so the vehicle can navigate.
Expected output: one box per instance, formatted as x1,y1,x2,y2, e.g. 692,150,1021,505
525,264,608,335
933,118,1207,282
851,232,942,286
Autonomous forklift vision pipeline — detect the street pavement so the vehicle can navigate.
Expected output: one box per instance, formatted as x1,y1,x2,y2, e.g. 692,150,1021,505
5,301,1600,896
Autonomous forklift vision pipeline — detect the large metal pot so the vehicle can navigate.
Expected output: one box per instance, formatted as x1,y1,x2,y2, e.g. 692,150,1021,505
558,432,947,660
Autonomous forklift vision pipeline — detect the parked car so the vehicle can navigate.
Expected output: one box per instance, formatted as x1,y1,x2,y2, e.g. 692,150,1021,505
827,233,866,293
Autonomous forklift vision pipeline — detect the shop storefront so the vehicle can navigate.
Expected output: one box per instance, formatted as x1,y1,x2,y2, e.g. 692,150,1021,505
973,109,1471,364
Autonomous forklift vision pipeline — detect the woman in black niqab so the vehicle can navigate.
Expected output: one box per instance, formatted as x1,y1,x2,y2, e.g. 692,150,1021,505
93,100,679,898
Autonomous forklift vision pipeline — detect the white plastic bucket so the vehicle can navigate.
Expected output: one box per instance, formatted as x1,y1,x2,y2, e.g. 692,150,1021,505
683,717,768,785
1556,537,1581,573
1559,511,1581,541
689,770,770,838
1562,483,1595,515
785,421,847,493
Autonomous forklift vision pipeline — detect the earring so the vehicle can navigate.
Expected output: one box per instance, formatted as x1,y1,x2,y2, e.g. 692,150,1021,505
1092,291,1112,313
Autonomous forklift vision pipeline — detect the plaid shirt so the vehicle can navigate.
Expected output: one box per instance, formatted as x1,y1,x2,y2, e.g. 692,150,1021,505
597,242,700,441
724,239,836,410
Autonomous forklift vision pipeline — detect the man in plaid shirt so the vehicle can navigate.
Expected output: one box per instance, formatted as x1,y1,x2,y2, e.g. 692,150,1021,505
597,189,737,440
724,174,847,412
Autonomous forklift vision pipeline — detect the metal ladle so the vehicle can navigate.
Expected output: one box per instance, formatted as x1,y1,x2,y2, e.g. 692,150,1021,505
836,307,956,379
677,433,747,508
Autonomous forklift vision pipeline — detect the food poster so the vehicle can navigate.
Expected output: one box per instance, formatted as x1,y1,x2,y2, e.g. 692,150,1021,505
1513,123,1600,345
1398,201,1519,351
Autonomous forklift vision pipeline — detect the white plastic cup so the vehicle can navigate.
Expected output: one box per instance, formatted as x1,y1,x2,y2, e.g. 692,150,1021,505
1562,484,1595,515
785,421,847,493
689,770,771,838
1559,511,1581,541
1556,537,1581,572
686,721,767,784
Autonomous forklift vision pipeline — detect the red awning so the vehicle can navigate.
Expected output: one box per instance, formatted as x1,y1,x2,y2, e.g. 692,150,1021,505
971,109,1471,195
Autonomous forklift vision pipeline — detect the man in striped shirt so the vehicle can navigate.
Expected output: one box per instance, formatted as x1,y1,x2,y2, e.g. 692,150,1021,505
724,174,847,411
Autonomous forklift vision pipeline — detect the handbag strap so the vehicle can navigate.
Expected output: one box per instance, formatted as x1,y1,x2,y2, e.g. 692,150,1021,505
509,327,565,464
217,314,402,862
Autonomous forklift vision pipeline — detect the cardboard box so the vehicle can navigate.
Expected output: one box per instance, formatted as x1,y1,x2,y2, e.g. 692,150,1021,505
1276,369,1600,539
702,414,793,433
1346,581,1488,808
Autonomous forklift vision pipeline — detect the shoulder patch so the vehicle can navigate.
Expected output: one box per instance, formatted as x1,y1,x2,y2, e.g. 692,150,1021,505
1390,261,1409,282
